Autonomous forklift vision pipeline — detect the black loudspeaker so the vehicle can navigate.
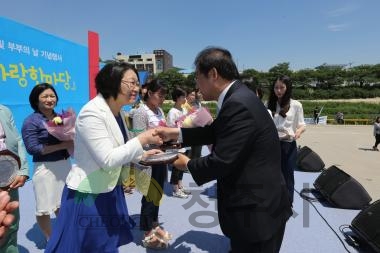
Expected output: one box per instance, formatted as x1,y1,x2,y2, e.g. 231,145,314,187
313,165,372,209
296,146,325,172
351,199,380,252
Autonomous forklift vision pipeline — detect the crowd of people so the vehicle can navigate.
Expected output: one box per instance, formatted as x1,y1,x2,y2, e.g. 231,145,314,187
2,46,377,253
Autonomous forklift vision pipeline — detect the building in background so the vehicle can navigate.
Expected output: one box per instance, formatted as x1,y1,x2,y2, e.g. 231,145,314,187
115,49,173,75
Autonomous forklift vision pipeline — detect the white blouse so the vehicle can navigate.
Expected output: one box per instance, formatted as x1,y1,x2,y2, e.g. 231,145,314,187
273,99,306,142
166,107,185,127
145,104,166,128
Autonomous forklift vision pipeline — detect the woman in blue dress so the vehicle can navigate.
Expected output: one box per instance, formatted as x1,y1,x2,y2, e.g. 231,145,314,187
45,62,163,253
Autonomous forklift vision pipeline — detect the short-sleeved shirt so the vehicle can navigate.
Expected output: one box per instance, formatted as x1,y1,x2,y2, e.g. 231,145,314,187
273,99,306,142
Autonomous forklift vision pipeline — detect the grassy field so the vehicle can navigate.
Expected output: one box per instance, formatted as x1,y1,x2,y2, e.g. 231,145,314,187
162,98,380,125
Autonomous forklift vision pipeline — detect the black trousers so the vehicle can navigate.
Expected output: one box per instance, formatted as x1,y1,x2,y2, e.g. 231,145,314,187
189,145,202,159
140,164,167,231
230,222,286,253
374,134,380,147
169,166,184,184
280,141,297,204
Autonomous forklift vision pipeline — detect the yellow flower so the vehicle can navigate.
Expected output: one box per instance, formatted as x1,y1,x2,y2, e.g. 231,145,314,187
52,116,63,125
182,117,193,127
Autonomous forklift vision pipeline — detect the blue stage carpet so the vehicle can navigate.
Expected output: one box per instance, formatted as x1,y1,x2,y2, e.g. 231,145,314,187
17,151,373,252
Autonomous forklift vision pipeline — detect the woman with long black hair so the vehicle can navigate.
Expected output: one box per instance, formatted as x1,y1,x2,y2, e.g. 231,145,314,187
267,75,306,204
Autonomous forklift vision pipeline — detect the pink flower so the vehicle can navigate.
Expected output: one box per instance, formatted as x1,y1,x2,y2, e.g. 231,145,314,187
44,108,76,156
176,107,213,128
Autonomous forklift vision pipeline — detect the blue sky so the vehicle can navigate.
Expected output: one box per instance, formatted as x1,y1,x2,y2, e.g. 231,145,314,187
1,0,379,71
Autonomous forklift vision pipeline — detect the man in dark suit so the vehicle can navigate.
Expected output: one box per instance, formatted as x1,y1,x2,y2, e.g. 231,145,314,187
156,47,292,253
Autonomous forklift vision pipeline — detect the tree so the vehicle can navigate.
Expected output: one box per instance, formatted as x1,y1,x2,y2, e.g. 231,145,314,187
293,69,316,87
314,64,345,89
268,62,292,80
155,69,187,97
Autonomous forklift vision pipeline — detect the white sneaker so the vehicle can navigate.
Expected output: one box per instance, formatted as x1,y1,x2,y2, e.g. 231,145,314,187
173,189,189,199
179,186,191,195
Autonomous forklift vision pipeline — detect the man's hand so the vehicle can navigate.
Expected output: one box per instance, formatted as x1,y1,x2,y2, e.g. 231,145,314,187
172,153,190,171
154,127,180,142
137,129,163,146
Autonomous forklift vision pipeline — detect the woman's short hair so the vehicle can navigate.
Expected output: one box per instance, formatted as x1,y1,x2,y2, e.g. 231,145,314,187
29,83,59,112
95,61,139,99
143,79,168,101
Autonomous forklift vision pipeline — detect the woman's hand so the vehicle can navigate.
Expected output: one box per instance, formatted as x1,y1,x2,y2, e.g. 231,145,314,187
8,175,28,189
62,140,74,151
153,127,180,142
141,149,164,160
295,125,306,140
42,140,73,155
137,129,163,146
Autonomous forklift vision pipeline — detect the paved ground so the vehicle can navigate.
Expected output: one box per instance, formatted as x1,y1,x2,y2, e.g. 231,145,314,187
297,124,380,201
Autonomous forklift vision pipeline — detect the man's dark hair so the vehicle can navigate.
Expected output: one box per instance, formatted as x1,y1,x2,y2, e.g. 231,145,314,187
194,47,239,81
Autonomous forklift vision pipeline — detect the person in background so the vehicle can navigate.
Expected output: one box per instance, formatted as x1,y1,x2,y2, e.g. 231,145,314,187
336,112,344,124
182,88,203,160
166,86,190,198
122,82,148,195
373,116,380,151
182,88,196,113
267,75,306,204
313,107,319,124
21,83,72,241
243,81,272,118
132,83,148,110
0,104,29,252
45,62,163,252
189,89,204,159
155,47,292,253
132,79,172,249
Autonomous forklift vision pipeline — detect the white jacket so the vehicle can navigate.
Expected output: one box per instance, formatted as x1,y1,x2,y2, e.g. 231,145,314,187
66,94,144,193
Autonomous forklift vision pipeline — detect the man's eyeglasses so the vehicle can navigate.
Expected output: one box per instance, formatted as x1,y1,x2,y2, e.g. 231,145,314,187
121,80,140,89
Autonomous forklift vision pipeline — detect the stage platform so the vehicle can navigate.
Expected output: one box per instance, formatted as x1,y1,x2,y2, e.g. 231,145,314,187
16,165,374,252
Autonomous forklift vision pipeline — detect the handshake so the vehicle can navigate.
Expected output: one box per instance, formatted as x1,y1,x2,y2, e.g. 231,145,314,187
138,127,190,171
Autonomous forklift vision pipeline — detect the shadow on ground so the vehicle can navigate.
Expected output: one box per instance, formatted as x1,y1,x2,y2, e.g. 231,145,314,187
25,221,51,250
358,147,378,151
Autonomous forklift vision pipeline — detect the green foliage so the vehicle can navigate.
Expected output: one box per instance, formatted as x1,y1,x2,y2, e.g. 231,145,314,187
163,99,378,124
301,101,379,121
293,87,380,99
155,69,187,99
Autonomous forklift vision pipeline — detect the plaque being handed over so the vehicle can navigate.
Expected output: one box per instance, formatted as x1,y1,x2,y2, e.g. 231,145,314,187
139,151,178,166
0,149,20,188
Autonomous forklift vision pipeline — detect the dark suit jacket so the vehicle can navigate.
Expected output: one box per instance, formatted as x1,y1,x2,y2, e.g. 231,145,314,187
182,81,292,243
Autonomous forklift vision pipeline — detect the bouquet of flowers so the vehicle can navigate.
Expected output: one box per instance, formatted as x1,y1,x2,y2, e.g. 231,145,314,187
44,108,76,156
176,107,213,128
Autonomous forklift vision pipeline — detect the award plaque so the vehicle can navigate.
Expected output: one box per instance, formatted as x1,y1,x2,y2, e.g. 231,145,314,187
139,151,178,166
0,149,20,188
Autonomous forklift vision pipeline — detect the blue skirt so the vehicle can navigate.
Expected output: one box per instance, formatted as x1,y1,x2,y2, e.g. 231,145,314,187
45,185,135,253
